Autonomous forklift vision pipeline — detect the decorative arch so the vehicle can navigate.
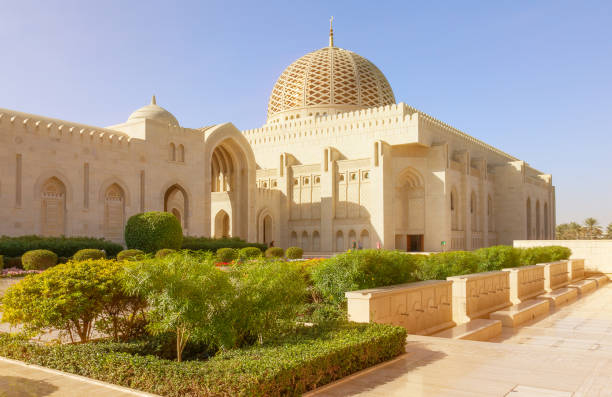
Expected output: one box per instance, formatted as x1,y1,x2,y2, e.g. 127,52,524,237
450,186,461,231
470,190,478,232
177,144,185,162
301,231,310,251
169,143,176,161
335,230,344,252
257,208,275,245
103,183,125,242
290,231,298,247
536,200,541,239
214,210,230,238
163,183,189,230
312,231,321,251
348,230,357,249
40,177,66,237
360,229,370,249
395,167,425,233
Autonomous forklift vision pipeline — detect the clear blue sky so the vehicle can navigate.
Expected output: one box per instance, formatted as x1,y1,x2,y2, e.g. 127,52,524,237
2,1,611,227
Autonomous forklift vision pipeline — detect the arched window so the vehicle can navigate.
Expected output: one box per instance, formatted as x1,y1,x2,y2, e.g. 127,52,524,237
214,210,230,238
290,231,298,247
335,231,344,252
104,183,125,242
164,184,188,230
301,231,310,251
312,231,320,251
536,200,541,239
177,144,185,162
360,229,370,249
526,198,532,239
41,177,66,237
169,143,176,161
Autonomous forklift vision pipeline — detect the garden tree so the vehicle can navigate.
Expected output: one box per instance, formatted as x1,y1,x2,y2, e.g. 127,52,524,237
124,212,183,253
123,252,232,362
222,260,308,347
1,260,145,342
584,218,602,239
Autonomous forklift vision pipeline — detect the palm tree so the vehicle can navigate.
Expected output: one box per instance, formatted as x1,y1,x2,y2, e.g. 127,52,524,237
606,223,612,239
584,218,601,239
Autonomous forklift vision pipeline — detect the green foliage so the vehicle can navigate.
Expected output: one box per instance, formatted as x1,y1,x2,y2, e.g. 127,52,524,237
222,260,308,347
237,246,262,260
216,247,237,263
73,248,106,261
155,248,176,258
181,236,266,252
0,254,3,270
286,246,304,259
473,245,522,272
414,251,478,280
0,235,122,258
265,247,284,258
21,249,58,270
4,257,21,268
0,323,406,397
520,246,572,265
124,212,183,253
117,249,145,261
123,253,232,361
1,259,146,342
311,250,420,304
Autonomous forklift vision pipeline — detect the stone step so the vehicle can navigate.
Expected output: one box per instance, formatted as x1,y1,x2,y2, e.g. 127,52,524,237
585,275,609,287
432,319,502,342
489,299,550,328
537,287,578,309
567,279,597,296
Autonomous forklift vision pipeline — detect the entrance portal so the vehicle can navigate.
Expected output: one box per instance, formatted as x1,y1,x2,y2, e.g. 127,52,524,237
407,234,424,252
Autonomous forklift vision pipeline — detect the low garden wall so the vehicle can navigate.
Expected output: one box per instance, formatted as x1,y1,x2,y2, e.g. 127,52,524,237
537,261,570,292
447,271,511,324
345,280,454,335
569,259,585,281
502,265,545,304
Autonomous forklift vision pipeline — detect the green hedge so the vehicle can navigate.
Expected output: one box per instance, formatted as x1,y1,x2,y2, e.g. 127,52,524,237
73,249,106,261
125,212,183,253
181,236,267,252
117,249,145,261
21,249,58,270
286,247,304,259
238,247,262,260
155,249,176,258
0,235,122,258
0,323,406,397
265,247,284,258
216,247,237,263
520,246,572,265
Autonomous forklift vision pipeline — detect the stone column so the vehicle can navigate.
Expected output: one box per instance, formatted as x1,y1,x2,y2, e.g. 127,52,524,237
319,147,336,252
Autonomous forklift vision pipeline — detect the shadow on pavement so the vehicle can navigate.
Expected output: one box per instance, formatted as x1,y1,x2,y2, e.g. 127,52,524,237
0,376,59,397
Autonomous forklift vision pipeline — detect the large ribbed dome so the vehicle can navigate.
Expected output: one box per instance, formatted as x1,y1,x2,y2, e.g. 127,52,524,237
267,46,395,120
128,96,179,126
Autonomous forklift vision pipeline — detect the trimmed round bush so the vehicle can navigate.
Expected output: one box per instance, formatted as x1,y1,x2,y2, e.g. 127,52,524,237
265,247,284,258
155,248,176,258
117,249,145,261
238,246,262,260
124,212,183,253
73,249,106,261
286,247,304,259
21,249,58,270
216,248,237,263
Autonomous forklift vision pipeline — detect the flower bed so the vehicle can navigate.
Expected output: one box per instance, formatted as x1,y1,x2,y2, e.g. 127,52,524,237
0,267,41,278
0,322,406,397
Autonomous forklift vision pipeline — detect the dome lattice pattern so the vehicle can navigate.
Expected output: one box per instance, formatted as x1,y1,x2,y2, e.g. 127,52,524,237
267,47,395,119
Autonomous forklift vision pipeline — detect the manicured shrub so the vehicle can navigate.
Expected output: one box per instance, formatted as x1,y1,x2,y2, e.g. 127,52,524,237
0,235,122,258
1,259,146,342
545,245,572,261
181,236,266,252
0,322,406,397
265,247,284,258
117,249,145,261
238,246,262,260
311,250,420,304
21,249,58,270
286,246,304,259
519,245,572,265
414,251,479,281
216,248,237,263
124,212,183,253
155,248,176,258
73,249,106,261
0,255,3,271
4,257,22,269
474,245,522,272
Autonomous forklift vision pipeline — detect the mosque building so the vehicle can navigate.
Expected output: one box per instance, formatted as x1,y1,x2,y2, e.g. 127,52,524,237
0,24,555,252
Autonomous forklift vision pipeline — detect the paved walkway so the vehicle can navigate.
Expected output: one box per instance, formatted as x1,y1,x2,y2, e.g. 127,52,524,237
309,282,612,397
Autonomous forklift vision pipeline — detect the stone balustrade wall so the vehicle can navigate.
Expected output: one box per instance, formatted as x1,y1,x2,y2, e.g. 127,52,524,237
502,265,546,304
538,261,570,292
345,280,454,335
569,259,585,281
447,271,511,324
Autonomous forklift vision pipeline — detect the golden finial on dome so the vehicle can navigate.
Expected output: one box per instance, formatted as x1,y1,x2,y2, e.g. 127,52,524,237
329,16,334,47
151,95,157,105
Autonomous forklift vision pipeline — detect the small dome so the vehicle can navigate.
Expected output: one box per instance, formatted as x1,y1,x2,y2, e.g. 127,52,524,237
128,96,179,126
267,46,395,121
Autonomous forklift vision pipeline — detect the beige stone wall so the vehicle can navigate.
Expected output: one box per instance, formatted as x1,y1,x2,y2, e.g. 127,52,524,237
514,240,612,275
447,271,511,324
502,265,545,304
537,261,570,292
